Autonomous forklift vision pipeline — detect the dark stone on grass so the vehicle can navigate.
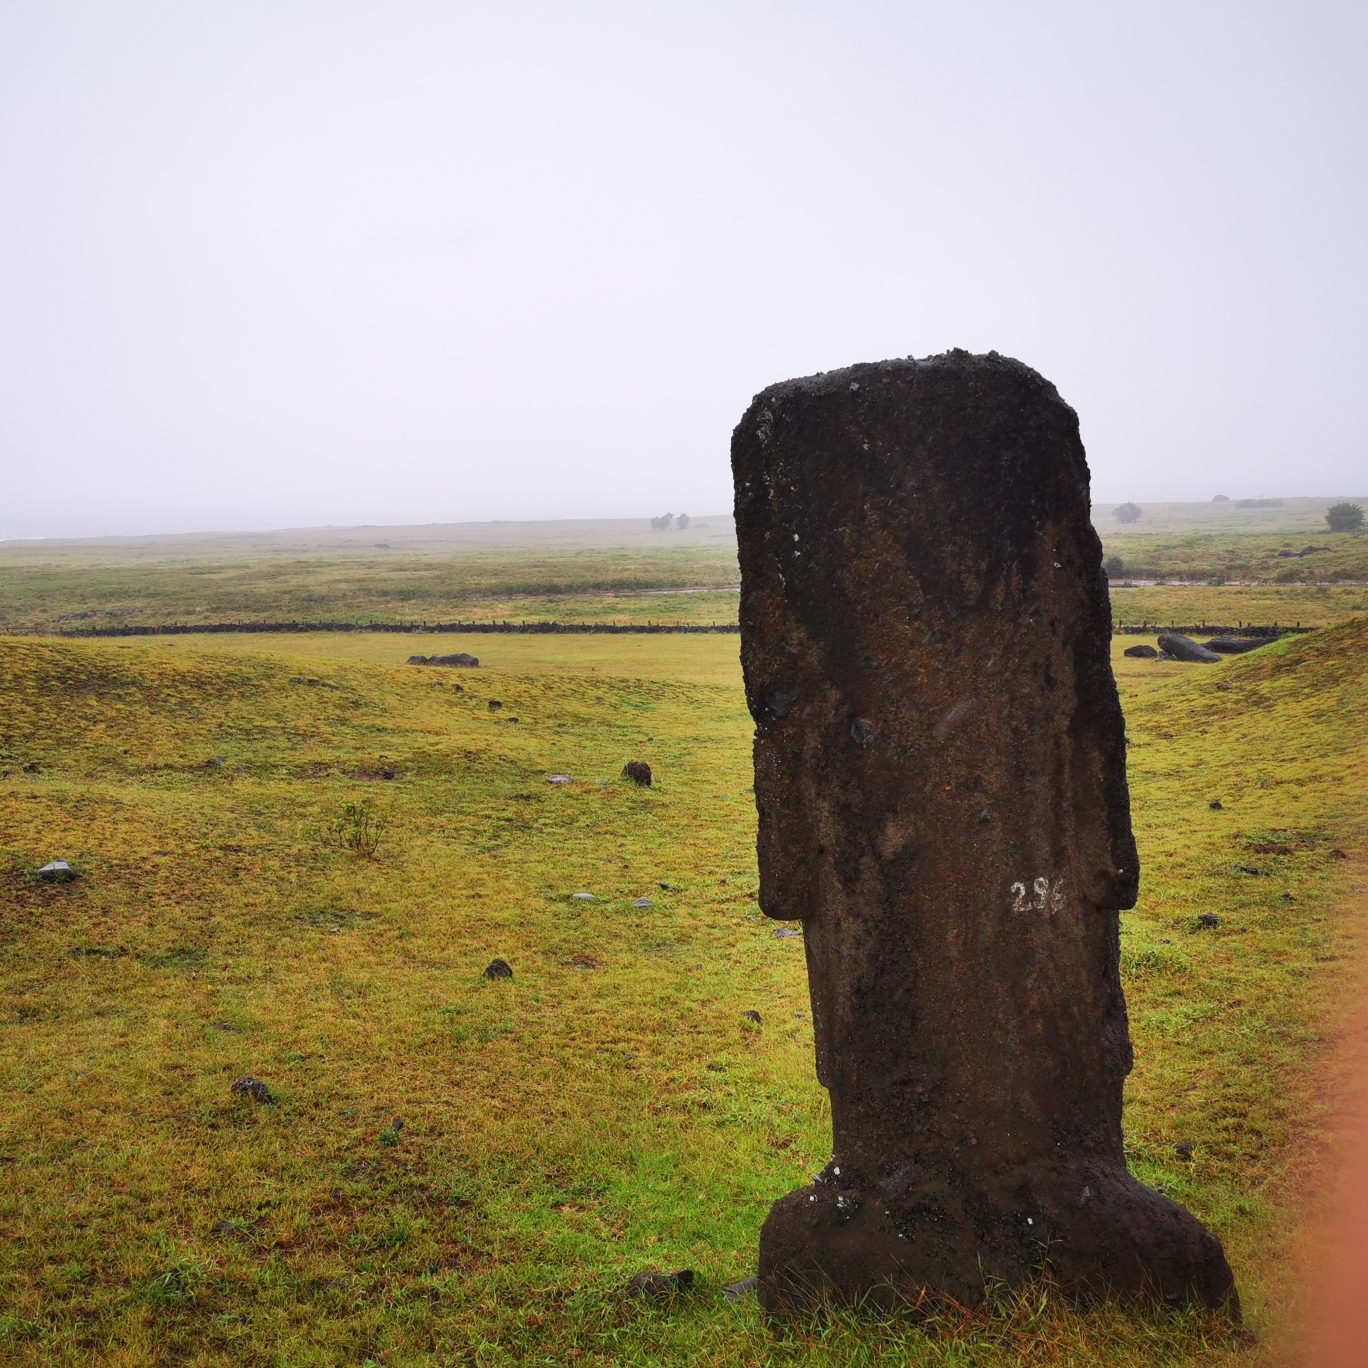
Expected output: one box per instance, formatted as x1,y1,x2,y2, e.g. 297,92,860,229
37,860,76,882
732,351,1238,1320
1123,644,1159,658
230,1077,273,1104
743,1010,763,1024
723,1274,759,1301
380,770,396,780
1205,638,1266,655
483,958,513,980
1157,632,1222,664
1236,865,1260,876
23,762,41,774
1198,913,1220,928
622,760,653,786
1175,1144,1194,1161
1209,800,1224,810
488,699,502,710
629,1268,695,1299
409,653,480,667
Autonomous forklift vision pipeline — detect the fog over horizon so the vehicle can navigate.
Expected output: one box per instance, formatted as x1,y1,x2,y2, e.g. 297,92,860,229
2,1,1365,541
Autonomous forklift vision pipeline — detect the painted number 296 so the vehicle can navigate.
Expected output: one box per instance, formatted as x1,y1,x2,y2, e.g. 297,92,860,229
1011,877,1064,913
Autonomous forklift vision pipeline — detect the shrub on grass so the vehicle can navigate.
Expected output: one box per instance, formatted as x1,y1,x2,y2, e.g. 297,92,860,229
333,801,385,858
1114,502,1142,524
1326,501,1364,533
1104,555,1125,577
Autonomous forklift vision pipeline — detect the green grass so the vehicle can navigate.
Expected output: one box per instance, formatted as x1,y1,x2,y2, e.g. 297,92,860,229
1098,529,1368,585
5,521,1367,636
0,537,739,633
0,617,1365,1365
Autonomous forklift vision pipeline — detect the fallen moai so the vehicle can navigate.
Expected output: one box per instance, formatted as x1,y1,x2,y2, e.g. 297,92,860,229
1205,637,1269,655
731,350,1238,1320
1157,633,1222,664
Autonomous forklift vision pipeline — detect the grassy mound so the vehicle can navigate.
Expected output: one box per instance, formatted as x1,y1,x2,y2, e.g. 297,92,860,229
0,623,1364,1364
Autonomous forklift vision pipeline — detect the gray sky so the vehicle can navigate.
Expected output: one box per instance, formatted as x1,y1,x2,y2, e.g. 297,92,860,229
2,1,1364,540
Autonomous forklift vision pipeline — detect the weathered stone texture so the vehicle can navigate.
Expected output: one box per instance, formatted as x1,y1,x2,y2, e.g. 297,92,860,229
732,350,1237,1318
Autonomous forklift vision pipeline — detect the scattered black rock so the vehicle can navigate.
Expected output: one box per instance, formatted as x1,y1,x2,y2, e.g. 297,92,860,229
1123,644,1159,659
743,1010,763,1025
1175,1143,1194,1161
380,770,396,781
212,1219,251,1236
773,927,800,939
1205,638,1267,655
408,653,480,667
483,958,513,980
1236,865,1260,876
1209,800,1224,810
1329,849,1347,860
204,757,225,768
622,760,652,786
1157,632,1222,664
488,700,502,710
23,762,42,774
629,1268,695,1299
37,860,77,882
633,897,653,908
231,1077,273,1104
1281,892,1295,902
977,809,991,823
1198,913,1220,928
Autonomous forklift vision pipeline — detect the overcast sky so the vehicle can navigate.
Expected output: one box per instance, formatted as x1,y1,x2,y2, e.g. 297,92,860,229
2,1,1364,539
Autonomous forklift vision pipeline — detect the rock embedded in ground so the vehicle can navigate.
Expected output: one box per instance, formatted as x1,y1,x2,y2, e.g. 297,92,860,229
1198,913,1220,928
1205,637,1267,655
1123,644,1159,658
409,653,479,667
547,774,572,784
622,760,652,786
628,1269,695,1299
483,958,513,980
571,892,596,902
37,860,76,882
723,1274,759,1301
230,1077,273,1104
772,927,800,939
633,898,653,908
1157,632,1223,664
743,1010,763,1024
488,699,502,710
732,350,1238,1320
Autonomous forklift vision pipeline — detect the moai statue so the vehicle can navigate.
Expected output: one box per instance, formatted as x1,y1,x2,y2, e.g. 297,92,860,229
732,351,1238,1319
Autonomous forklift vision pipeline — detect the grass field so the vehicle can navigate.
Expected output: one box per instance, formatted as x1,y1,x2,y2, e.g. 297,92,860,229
4,507,1365,634
1,608,1366,1366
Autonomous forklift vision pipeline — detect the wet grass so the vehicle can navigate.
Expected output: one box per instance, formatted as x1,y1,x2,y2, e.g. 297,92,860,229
0,618,1364,1365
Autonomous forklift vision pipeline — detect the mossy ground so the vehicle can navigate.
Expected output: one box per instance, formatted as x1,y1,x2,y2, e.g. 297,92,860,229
0,618,1365,1366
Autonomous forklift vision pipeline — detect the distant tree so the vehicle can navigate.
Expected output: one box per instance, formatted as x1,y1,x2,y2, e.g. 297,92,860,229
1104,555,1125,578
1326,502,1364,533
1212,494,1230,502
1114,502,1142,524
675,513,690,531
650,513,674,531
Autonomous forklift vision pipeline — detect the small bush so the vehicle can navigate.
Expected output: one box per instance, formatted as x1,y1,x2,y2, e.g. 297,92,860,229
1104,555,1125,577
333,802,385,858
1114,502,1142,524
1326,501,1364,533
